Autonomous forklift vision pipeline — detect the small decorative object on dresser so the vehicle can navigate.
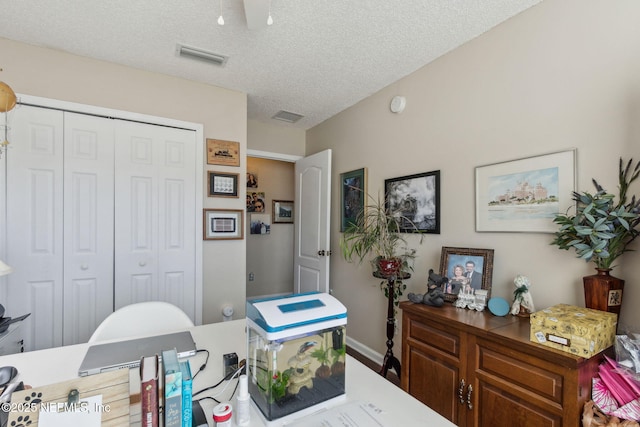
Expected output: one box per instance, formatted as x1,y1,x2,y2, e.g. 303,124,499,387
510,274,535,317
552,158,640,315
407,269,446,307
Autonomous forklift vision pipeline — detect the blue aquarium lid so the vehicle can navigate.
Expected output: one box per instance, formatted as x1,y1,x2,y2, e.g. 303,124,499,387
247,292,347,333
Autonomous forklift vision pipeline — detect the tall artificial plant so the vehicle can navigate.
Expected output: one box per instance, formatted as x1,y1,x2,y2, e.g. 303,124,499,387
551,158,640,270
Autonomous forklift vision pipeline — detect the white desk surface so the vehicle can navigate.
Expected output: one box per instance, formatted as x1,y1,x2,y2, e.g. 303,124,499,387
0,319,455,427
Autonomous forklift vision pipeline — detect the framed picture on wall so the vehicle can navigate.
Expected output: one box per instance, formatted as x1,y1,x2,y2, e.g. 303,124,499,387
208,171,239,198
272,200,294,223
203,209,244,240
475,149,576,233
439,246,494,303
206,139,240,167
340,168,367,232
384,170,440,234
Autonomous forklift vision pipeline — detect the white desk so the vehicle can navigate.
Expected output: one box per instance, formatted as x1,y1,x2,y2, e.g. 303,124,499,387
0,319,455,427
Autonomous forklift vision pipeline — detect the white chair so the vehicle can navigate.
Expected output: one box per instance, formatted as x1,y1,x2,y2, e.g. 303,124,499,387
89,301,194,343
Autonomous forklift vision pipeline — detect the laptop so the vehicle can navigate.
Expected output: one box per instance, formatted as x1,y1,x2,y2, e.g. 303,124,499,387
78,331,197,376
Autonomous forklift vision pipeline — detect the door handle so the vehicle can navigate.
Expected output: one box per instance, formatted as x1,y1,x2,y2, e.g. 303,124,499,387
458,379,465,404
467,384,473,410
317,250,325,256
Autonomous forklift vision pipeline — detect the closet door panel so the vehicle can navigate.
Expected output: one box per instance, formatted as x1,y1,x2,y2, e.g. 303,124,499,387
63,113,114,345
157,128,196,320
114,122,196,320
114,127,158,309
6,106,64,351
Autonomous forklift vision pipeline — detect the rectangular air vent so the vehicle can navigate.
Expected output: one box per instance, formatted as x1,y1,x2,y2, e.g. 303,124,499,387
177,44,228,66
272,110,304,123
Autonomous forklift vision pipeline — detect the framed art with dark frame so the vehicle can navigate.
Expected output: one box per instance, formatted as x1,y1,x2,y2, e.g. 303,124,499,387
203,209,244,240
208,171,239,198
272,200,294,224
475,148,576,233
384,170,440,233
439,246,494,303
340,167,367,232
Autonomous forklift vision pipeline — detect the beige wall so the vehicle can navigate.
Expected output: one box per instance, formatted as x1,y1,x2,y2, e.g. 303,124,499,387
0,37,247,324
247,120,305,157
246,158,295,298
307,0,640,357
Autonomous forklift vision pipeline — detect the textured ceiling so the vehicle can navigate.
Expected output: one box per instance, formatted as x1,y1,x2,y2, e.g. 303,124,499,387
0,0,541,130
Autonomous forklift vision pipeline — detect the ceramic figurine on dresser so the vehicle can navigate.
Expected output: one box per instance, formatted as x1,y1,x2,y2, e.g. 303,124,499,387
407,269,446,307
510,275,535,316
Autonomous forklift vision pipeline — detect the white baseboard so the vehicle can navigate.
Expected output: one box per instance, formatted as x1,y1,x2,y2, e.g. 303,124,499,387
346,336,384,366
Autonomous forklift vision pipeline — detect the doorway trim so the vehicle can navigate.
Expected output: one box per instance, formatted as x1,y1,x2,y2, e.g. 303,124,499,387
247,149,302,163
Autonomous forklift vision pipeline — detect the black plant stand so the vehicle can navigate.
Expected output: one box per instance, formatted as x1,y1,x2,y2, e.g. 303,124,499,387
373,271,411,380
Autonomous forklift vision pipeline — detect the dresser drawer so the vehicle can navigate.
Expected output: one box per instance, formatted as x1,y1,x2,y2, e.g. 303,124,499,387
408,317,460,358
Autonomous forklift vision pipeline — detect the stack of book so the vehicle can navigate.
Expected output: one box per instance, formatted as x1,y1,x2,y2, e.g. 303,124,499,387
139,349,193,427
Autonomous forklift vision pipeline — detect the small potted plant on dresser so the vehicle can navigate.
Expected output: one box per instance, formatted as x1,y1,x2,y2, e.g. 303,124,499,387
551,158,640,315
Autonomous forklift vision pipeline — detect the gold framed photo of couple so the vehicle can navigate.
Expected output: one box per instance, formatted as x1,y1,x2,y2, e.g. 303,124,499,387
439,246,494,303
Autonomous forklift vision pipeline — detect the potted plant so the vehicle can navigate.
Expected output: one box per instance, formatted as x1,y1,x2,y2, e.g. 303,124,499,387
339,191,422,304
551,158,640,313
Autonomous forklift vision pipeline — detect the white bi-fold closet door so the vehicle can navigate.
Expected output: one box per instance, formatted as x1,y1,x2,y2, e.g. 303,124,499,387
5,104,198,351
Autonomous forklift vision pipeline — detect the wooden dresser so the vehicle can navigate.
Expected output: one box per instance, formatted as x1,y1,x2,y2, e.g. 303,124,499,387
400,301,606,427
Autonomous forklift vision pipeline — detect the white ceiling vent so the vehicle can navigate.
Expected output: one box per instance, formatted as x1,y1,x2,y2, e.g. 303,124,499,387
272,110,304,123
177,44,228,66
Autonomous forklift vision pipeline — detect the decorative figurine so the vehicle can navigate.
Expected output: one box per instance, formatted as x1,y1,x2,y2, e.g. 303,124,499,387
510,275,535,316
408,269,446,307
287,341,316,394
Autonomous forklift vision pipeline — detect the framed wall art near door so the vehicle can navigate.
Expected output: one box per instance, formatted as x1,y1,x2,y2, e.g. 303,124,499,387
272,200,294,224
384,170,440,234
208,171,239,198
340,167,367,231
206,138,240,167
203,209,244,240
475,149,576,233
439,246,494,302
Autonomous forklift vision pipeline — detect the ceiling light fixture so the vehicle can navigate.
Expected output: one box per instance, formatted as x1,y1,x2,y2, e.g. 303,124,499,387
177,44,229,66
217,0,224,25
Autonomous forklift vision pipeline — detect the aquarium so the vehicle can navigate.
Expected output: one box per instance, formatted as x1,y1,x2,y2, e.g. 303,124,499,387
246,292,347,423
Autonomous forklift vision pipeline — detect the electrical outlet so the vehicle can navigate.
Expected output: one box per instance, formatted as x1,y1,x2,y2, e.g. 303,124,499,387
223,352,238,377
249,272,255,281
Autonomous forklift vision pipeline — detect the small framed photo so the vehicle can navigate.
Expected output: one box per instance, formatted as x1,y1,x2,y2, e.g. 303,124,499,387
247,191,267,212
246,172,259,188
208,171,239,198
203,209,244,240
439,246,494,302
340,168,367,232
206,138,240,167
475,149,576,233
250,213,271,235
272,200,294,224
385,170,440,234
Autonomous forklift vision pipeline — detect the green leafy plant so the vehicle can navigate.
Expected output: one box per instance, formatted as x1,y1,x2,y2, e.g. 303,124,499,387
339,191,423,305
551,158,640,269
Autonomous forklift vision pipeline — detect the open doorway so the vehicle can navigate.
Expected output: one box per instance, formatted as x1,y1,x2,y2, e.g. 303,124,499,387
246,156,295,298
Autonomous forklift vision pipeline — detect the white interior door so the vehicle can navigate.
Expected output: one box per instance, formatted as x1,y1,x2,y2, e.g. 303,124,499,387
294,149,332,294
63,112,115,345
6,105,64,351
114,120,197,320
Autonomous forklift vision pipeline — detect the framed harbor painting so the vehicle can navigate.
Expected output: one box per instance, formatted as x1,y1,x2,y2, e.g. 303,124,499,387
340,168,367,232
475,149,576,233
